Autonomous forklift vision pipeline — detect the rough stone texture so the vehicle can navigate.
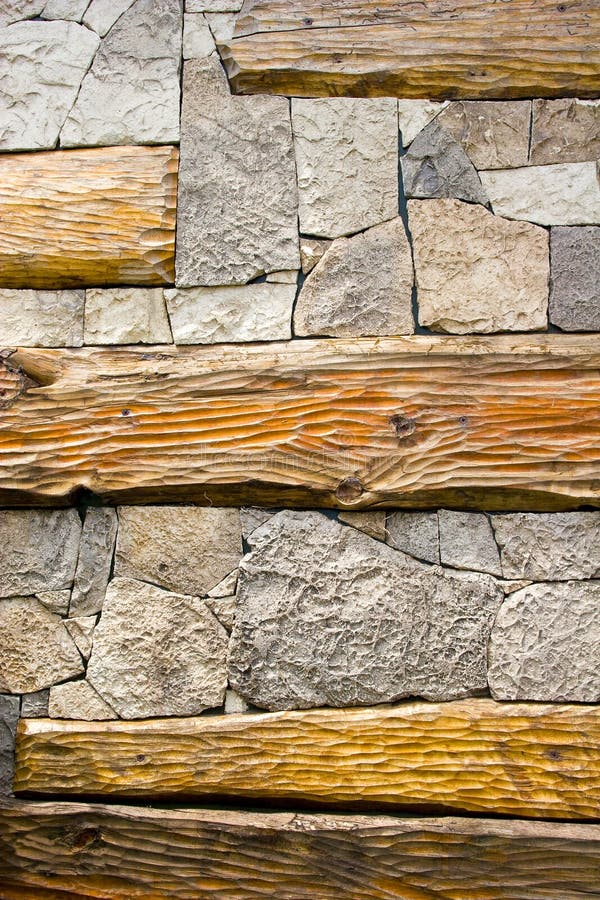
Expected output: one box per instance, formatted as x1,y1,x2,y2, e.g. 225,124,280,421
207,570,238,598
386,512,440,565
49,680,117,720
35,591,71,616
0,289,84,347
294,218,413,338
183,12,215,57
64,616,96,661
488,582,600,702
338,511,386,542
165,283,295,343
0,510,82,598
549,226,600,331
0,694,19,796
530,99,600,165
87,577,228,718
497,579,533,595
224,689,250,714
70,508,118,617
398,99,448,146
61,0,181,147
300,238,331,275
240,507,277,539
409,199,549,334
292,98,398,239
84,288,172,345
401,121,488,205
41,0,89,19
176,57,299,287
82,0,134,35
229,511,502,710
205,594,236,632
0,1,45,26
0,598,84,693
186,0,242,10
205,11,235,41
491,512,600,581
0,20,99,151
436,101,531,169
115,506,242,597
20,689,49,718
266,270,298,284
439,510,502,577
480,162,600,226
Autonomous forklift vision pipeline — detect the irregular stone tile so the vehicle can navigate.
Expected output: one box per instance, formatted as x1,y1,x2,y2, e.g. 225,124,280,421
401,120,488,205
82,0,134,35
408,198,549,333
21,689,49,718
0,21,99,151
491,512,600,581
0,1,45,26
0,695,19,795
480,162,600,226
549,226,600,331
0,289,84,347
488,582,600,702
115,506,242,596
183,12,215,58
49,680,117,720
530,99,600,165
398,99,449,147
165,283,295,343
229,511,503,710
207,570,238,598
386,512,439,565
186,0,242,10
0,510,82,598
61,0,181,147
64,615,96,661
294,218,414,338
497,579,533,595
266,270,298,284
338,511,386,542
41,0,89,19
205,10,234,41
439,509,502,577
205,594,236,632
70,508,118,617
35,591,71,616
84,288,172,345
224,689,249,714
240,507,278,539
436,101,530,169
87,577,228,718
0,598,84,693
300,238,331,275
177,56,299,286
292,97,398,239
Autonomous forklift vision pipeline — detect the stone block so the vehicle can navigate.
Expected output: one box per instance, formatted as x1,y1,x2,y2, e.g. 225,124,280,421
401,120,488,205
70,508,118,617
0,695,19,795
386,511,440,565
439,509,501,577
0,289,84,347
398,99,448,146
437,100,530,169
0,510,82,598
549,226,600,331
49,680,117,720
21,689,49,718
84,288,172,345
183,12,215,57
530,99,600,165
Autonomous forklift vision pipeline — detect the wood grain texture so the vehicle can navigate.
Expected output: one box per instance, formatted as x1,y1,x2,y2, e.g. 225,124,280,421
0,146,178,289
1,336,599,509
14,700,600,819
224,0,600,98
2,801,600,899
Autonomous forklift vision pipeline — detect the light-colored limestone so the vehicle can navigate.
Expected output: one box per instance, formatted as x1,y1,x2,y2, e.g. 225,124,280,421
182,12,215,58
0,289,84,347
186,0,243,10
207,570,238,598
70,508,118,617
0,1,45,27
84,288,172,345
385,511,440,565
438,509,502,577
409,198,549,333
401,120,488,205
0,694,19,795
266,270,298,283
224,689,249,714
338,511,386,542
20,689,49,718
49,680,117,720
300,238,331,274
0,510,82,598
64,615,97,661
82,0,134,35
205,11,235,42
35,591,71,617
292,98,398,239
550,226,600,331
437,100,531,169
41,0,90,20
205,594,236,632
239,507,277,539
398,99,449,146
530,99,600,165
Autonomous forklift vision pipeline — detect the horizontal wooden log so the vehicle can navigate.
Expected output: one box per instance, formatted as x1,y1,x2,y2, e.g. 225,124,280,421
224,0,600,99
1,336,599,509
1,801,600,899
0,146,177,289
14,700,600,819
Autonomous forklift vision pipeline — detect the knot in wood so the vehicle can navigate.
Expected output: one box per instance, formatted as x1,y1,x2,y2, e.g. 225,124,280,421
389,414,416,439
335,477,364,503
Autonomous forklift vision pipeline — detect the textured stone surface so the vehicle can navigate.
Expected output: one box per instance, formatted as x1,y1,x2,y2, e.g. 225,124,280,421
0,694,19,795
549,226,600,331
300,238,331,275
64,616,96,661
41,0,89,19
82,0,134,35
0,598,83,693
49,680,117,720
488,582,600,702
530,99,600,165
35,591,71,617
20,689,49,718
401,121,488,205
115,506,242,596
292,98,398,239
224,689,249,714
436,101,530,169
439,510,501,577
0,510,81,598
491,512,600,581
207,570,238,598
229,511,502,710
183,12,215,57
87,577,228,718
266,270,298,284
480,163,600,226
177,57,299,286
338,511,386,542
0,20,99,151
239,508,277,539
205,594,236,632
165,283,295,343
409,199,549,333
61,0,181,147
294,218,413,337
398,99,448,146
84,288,172,345
205,11,235,41
186,0,242,9
0,1,45,26
386,512,440,565
0,289,84,347
70,508,118,617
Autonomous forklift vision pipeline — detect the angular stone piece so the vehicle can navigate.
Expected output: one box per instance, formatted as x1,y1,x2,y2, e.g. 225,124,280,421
549,226,600,331
338,511,387,542
401,121,488,205
229,511,503,710
480,163,600,226
488,582,600,702
491,512,600,581
64,616,97,661
35,591,71,617
41,0,89,20
0,1,45,27
165,283,295,343
205,594,236,632
61,0,182,147
224,689,249,714
266,270,298,284
386,512,440,565
0,20,99,151
398,99,449,146
49,680,117,720
409,199,549,333
82,0,134,35
183,12,215,57
0,598,84,693
70,508,118,617
0,510,82,598
84,288,172,345
436,101,531,170
294,218,414,338
530,99,600,166
0,289,84,347
207,570,238,598
115,506,242,597
239,507,278,539
87,577,228,718
300,238,331,275
21,689,49,718
439,509,502,577
186,0,243,10
176,57,299,287
292,97,398,239
0,694,19,795
205,11,235,42
497,579,533,595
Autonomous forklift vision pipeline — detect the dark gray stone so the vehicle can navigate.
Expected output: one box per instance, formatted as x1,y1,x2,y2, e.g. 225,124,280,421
21,689,49,718
549,226,600,331
0,694,20,796
70,508,118,616
401,120,488,205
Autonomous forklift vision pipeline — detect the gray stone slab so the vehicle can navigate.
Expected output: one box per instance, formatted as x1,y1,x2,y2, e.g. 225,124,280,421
70,508,118,616
439,509,502,577
530,99,600,166
0,510,82,598
401,120,488,205
386,511,440,565
20,689,49,718
0,694,19,796
492,512,600,581
549,226,600,331
436,100,531,170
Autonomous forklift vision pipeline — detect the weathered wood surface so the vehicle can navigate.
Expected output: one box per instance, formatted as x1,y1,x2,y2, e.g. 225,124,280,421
2,801,600,900
0,146,177,289
14,701,600,819
224,0,600,99
1,336,599,509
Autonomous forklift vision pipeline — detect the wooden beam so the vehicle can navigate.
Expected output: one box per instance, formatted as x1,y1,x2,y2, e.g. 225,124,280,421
1,336,599,509
0,146,178,289
223,0,600,99
14,700,600,819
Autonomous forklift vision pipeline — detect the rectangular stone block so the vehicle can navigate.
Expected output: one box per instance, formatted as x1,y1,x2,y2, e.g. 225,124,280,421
0,290,84,347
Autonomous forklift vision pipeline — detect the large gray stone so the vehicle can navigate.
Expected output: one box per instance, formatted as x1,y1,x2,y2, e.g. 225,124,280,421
401,120,488,205
0,510,82,598
386,511,439,565
488,582,600,702
176,56,299,286
84,288,172,345
49,680,117,720
87,577,228,718
549,226,600,331
530,99,600,166
0,289,84,347
70,508,118,617
228,511,503,710
436,101,531,170
0,694,19,796
439,509,502,577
